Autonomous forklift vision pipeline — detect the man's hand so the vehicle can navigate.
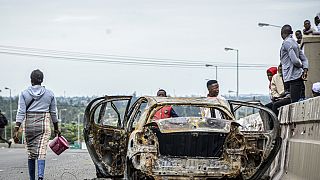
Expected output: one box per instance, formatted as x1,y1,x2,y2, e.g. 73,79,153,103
13,129,19,143
302,69,308,80
53,122,61,136
54,129,61,137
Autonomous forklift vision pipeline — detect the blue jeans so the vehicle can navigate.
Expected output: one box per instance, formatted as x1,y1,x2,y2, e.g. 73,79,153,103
28,159,45,180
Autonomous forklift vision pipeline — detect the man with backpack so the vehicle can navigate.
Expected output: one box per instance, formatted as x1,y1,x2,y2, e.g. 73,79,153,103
0,110,12,148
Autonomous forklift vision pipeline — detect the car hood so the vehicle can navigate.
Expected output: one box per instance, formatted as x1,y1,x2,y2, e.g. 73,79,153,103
146,117,232,134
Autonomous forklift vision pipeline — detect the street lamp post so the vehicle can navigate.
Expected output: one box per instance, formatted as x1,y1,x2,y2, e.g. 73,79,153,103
224,48,239,99
77,113,84,145
205,64,218,80
58,108,67,121
58,108,67,135
258,22,281,28
215,66,218,80
0,90,5,139
4,87,13,138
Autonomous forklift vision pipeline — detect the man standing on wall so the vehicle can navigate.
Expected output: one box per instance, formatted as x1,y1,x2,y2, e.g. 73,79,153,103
280,24,309,102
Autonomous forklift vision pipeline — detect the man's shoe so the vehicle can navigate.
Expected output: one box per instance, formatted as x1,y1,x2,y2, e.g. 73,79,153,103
8,141,12,148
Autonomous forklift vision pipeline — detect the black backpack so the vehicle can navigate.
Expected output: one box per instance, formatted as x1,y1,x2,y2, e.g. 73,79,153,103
0,114,8,126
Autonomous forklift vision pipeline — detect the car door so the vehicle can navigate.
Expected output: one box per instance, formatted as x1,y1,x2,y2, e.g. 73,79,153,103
83,96,132,178
228,100,282,180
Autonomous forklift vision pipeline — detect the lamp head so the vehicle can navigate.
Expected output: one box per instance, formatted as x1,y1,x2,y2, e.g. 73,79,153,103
258,23,269,27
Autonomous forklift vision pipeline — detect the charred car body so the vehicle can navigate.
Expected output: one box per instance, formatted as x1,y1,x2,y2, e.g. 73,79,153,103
83,96,281,179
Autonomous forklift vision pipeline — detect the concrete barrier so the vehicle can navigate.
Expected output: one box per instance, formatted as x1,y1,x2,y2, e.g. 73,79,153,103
270,96,320,180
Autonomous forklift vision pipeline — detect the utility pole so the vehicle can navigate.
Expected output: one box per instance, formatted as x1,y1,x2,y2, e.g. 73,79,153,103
77,113,84,148
205,64,218,80
215,66,218,80
224,48,239,99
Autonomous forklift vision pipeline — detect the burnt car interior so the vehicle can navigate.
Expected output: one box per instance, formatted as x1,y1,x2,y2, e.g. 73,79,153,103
147,105,233,158
84,97,281,180
154,126,228,157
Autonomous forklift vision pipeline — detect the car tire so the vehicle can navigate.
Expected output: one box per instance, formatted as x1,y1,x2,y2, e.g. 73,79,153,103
95,164,104,178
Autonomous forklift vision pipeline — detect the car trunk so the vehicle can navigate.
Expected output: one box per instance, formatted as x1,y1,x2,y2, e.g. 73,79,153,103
155,131,227,157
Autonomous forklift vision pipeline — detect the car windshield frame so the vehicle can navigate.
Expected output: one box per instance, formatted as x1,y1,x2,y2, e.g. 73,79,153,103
148,116,232,133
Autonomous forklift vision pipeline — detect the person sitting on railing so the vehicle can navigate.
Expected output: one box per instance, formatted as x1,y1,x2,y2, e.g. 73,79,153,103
303,20,316,35
312,82,320,97
270,64,291,116
265,67,278,110
313,13,320,35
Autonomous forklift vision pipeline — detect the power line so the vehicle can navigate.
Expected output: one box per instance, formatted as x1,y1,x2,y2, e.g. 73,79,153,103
0,45,272,67
0,51,208,68
0,45,222,65
0,45,274,69
0,50,269,70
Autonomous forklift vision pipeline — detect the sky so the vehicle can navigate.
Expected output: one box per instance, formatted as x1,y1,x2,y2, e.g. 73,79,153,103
0,0,319,97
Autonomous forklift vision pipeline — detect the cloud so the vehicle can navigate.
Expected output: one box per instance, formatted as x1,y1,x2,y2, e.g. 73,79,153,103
266,1,319,11
53,15,98,23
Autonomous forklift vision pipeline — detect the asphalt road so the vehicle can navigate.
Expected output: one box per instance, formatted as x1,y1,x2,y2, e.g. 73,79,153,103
0,146,97,180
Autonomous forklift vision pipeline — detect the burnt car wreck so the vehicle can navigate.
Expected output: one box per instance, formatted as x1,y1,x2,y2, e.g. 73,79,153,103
83,96,281,179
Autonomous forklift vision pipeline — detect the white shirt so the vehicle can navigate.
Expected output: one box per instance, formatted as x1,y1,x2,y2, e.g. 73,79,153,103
201,95,229,119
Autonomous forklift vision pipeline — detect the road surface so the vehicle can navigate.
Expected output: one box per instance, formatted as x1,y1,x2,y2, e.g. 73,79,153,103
0,146,96,180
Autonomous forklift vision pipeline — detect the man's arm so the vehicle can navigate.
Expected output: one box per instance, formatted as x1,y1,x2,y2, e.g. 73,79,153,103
49,93,61,136
299,50,309,69
16,92,26,123
284,41,303,68
313,31,320,35
49,95,58,123
304,28,314,35
299,50,309,80
270,76,281,99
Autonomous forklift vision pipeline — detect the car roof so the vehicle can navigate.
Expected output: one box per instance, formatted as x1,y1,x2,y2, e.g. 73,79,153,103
143,96,230,107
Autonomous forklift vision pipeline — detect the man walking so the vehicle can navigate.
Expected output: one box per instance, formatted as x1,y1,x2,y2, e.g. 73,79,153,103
0,110,12,148
280,24,309,103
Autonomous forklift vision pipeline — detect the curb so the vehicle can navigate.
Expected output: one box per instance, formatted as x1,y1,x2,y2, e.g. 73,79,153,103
0,143,25,148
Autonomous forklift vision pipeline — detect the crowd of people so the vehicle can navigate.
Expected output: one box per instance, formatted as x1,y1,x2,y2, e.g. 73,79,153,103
265,12,320,116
